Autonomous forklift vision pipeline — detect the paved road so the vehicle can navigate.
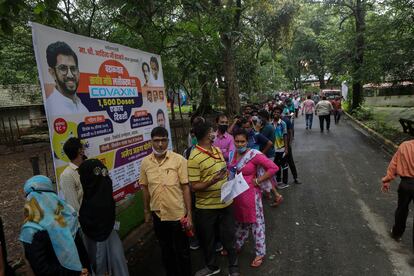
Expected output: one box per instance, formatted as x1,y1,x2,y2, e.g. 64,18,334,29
128,115,414,276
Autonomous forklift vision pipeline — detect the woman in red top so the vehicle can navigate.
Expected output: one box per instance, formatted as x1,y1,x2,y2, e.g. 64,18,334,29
333,96,343,124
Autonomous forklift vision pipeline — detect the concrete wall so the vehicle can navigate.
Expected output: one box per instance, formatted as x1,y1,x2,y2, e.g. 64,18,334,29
365,95,414,107
0,106,45,129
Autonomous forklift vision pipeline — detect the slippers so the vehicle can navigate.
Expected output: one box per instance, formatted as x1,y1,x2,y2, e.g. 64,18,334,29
270,195,283,207
250,256,264,267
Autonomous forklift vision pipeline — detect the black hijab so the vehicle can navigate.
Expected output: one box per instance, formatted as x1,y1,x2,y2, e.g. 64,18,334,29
78,159,115,242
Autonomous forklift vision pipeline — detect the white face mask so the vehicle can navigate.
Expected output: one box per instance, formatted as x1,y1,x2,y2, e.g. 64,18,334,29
152,147,167,156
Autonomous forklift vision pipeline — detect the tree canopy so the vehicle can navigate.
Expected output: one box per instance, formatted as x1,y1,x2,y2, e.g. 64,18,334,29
0,0,413,112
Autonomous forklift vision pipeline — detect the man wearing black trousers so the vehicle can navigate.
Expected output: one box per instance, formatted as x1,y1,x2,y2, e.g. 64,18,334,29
141,127,193,276
382,140,414,247
281,113,301,184
315,96,333,133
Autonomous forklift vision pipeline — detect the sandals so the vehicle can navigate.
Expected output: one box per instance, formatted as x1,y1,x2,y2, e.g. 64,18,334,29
250,256,264,267
270,195,283,207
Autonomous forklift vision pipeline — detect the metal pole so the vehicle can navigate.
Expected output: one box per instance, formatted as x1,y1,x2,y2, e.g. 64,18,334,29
8,117,15,150
1,118,8,144
44,152,49,177
14,116,21,139
30,156,40,175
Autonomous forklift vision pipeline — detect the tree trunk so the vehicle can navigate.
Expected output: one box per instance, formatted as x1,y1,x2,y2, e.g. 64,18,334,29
177,89,183,120
196,75,213,116
170,88,176,121
222,34,241,116
318,74,326,89
352,0,366,110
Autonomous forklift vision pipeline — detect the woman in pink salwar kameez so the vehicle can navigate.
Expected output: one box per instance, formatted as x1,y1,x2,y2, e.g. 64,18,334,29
228,129,278,268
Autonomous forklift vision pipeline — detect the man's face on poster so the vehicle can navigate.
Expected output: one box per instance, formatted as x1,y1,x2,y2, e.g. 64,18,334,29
147,91,153,102
153,91,158,102
157,112,165,128
51,54,79,96
159,91,164,101
150,61,159,79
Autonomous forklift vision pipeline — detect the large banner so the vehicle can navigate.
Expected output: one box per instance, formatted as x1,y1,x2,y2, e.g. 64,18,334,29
31,23,169,201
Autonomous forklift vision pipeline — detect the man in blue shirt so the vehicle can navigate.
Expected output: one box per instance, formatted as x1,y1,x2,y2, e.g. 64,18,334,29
240,118,272,155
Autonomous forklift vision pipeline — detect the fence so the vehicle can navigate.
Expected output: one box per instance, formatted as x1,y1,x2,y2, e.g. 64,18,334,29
170,118,191,154
0,116,23,153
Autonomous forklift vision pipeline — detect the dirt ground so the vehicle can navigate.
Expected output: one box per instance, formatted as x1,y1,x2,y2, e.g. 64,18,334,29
0,142,55,265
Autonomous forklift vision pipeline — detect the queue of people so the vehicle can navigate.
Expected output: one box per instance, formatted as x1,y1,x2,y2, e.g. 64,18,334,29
9,92,345,276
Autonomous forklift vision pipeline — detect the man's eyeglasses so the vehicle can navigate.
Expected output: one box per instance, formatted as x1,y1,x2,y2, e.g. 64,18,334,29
152,138,168,144
55,65,79,75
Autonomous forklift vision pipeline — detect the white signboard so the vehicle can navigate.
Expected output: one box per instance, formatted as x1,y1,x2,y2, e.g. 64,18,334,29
31,23,169,201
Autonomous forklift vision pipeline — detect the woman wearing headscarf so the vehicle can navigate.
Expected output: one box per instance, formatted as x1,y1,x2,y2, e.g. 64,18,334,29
19,175,89,276
78,159,129,276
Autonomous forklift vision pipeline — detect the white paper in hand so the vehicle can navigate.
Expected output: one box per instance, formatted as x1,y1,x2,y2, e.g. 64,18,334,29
221,172,249,203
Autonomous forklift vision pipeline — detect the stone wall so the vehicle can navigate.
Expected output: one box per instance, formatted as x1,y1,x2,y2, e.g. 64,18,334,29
364,95,414,107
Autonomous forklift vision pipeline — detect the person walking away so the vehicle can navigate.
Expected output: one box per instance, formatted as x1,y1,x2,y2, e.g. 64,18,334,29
0,218,14,276
381,140,414,247
188,121,240,276
19,175,89,276
78,159,129,276
140,127,192,276
281,112,301,185
255,111,284,206
333,96,343,124
315,96,333,133
302,95,315,130
213,114,235,163
228,129,278,267
293,97,300,118
272,106,289,189
59,137,87,213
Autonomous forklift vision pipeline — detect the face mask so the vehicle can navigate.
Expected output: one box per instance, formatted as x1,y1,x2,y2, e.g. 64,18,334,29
218,124,228,133
237,147,248,154
191,137,198,146
82,154,88,161
153,147,167,156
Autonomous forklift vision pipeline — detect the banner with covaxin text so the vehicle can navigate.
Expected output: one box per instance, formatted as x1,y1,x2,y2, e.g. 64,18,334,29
31,23,169,201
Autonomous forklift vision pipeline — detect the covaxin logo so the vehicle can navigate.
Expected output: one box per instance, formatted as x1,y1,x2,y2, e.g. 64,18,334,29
77,60,143,124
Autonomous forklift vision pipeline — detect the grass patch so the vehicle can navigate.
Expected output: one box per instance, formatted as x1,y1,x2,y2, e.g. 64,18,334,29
117,191,145,239
351,105,412,144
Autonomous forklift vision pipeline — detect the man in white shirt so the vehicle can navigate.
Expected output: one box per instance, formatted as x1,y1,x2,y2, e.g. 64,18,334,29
315,96,334,133
59,137,87,212
45,41,88,116
293,97,300,118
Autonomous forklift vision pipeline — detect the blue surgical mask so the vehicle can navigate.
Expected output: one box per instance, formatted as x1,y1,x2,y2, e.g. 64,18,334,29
237,147,248,154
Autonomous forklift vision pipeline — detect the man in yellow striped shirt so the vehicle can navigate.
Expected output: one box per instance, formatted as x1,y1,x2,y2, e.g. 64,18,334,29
188,121,240,276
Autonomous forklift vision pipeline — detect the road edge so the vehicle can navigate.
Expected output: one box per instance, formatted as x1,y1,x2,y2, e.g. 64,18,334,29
343,111,398,155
